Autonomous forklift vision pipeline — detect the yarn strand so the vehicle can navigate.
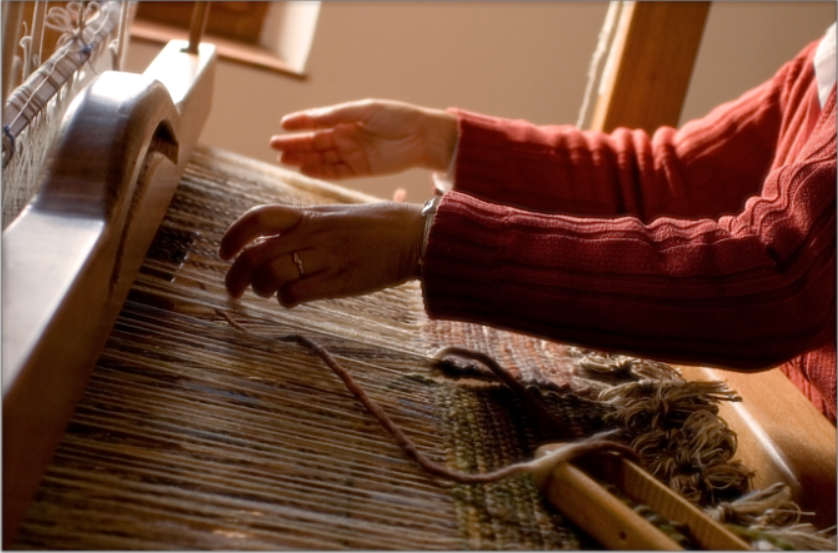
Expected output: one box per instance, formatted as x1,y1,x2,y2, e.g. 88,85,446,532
218,309,634,485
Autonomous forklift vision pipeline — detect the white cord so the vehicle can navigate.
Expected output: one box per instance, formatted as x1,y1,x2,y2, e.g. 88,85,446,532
576,1,622,129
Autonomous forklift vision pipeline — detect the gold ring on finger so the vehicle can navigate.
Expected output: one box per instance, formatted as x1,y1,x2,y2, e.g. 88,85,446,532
293,252,305,277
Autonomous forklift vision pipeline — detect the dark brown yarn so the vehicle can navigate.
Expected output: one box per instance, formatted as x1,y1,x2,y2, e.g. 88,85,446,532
219,311,634,485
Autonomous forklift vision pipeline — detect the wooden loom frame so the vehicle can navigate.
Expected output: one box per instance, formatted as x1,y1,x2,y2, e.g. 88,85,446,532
2,20,218,546
588,1,836,530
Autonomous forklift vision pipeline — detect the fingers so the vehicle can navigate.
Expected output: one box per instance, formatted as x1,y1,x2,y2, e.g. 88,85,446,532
269,128,336,153
277,150,355,180
280,101,376,131
220,205,352,298
225,236,286,298
277,268,350,308
250,249,324,299
225,230,325,298
224,236,337,306
270,125,360,179
219,205,304,261
250,254,298,298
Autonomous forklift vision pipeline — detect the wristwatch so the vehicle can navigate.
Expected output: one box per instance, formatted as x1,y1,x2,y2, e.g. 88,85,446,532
419,194,442,265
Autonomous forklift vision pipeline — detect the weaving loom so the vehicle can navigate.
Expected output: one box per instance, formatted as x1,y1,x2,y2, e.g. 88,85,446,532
3,2,836,549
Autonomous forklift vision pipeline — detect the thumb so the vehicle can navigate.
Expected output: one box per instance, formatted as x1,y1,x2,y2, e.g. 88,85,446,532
219,205,304,260
280,100,378,131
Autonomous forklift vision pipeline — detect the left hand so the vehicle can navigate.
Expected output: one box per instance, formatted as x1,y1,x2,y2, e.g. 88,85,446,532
271,100,458,180
219,202,425,307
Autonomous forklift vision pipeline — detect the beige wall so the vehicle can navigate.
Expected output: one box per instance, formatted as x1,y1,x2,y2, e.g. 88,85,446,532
683,2,835,122
126,1,836,203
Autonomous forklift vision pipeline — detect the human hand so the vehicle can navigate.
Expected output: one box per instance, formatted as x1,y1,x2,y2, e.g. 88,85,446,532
270,99,458,180
219,201,425,307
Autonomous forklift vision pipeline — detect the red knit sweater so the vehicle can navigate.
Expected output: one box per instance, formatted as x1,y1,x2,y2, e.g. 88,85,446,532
421,40,837,421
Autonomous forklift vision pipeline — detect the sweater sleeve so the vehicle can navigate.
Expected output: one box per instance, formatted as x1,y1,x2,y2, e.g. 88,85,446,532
447,42,821,222
421,51,836,371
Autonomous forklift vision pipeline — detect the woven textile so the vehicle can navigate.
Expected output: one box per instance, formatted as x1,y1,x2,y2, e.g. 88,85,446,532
12,146,584,549
15,146,752,549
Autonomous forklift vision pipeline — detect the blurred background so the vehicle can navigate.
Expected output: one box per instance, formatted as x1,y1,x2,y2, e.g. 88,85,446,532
126,1,837,203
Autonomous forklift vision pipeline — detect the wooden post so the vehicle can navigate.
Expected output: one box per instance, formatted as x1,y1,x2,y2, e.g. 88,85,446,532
187,2,211,54
590,1,711,133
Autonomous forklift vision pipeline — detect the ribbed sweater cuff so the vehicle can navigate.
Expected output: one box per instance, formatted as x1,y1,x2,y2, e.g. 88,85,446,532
420,190,508,322
445,107,537,201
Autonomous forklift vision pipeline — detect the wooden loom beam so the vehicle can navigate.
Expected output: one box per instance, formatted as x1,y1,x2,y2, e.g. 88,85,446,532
586,0,836,530
2,41,217,546
590,1,710,133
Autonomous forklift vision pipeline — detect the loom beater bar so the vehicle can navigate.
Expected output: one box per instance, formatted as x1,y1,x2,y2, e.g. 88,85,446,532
2,40,216,546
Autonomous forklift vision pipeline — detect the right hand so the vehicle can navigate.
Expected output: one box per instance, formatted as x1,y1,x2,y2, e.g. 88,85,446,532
270,99,458,180
219,201,425,308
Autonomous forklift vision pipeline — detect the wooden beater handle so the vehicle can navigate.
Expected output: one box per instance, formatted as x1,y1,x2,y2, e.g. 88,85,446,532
535,458,683,550
533,444,752,550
